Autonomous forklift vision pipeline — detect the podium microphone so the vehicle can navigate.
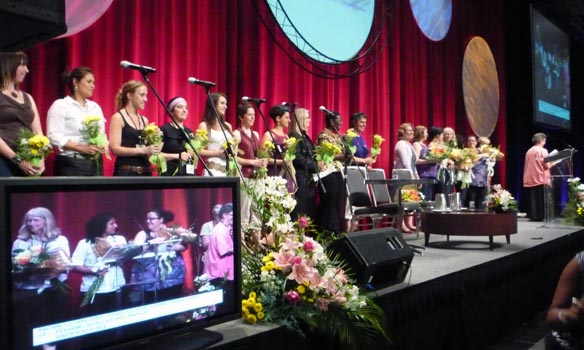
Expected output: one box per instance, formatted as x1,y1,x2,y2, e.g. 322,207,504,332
188,77,216,88
319,106,333,115
242,96,266,104
120,60,156,74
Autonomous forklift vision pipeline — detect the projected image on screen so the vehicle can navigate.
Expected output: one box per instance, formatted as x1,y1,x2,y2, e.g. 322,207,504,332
267,0,375,63
531,7,571,130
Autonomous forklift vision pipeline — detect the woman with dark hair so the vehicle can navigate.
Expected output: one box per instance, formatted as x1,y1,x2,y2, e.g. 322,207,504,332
261,104,293,178
160,96,196,176
347,112,374,167
47,66,107,176
289,107,317,220
233,103,267,226
12,207,70,350
71,212,126,315
315,110,347,235
197,92,233,176
0,51,45,176
130,208,186,305
109,80,159,176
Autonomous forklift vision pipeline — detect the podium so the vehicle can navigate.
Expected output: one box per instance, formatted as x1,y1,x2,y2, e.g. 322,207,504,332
542,148,577,227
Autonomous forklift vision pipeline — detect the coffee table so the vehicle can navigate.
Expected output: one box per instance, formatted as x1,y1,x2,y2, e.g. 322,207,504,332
420,210,517,250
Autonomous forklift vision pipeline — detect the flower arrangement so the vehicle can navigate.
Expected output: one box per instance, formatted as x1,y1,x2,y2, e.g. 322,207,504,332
562,177,584,226
255,140,275,179
455,148,480,189
480,144,505,177
370,134,385,159
485,184,518,212
12,246,72,294
223,139,241,177
12,245,50,274
283,137,299,162
242,176,388,349
314,140,342,170
15,129,52,174
191,274,220,319
184,129,209,159
424,143,451,162
141,123,166,174
79,115,111,162
343,129,358,155
401,185,424,202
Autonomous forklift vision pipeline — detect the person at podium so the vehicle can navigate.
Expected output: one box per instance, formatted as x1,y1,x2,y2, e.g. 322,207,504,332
523,132,555,221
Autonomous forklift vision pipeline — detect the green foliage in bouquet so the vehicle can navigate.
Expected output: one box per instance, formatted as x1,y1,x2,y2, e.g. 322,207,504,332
562,177,584,225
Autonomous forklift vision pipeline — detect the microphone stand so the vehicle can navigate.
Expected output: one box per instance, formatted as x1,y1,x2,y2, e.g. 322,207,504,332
202,87,246,185
254,102,298,191
138,71,210,175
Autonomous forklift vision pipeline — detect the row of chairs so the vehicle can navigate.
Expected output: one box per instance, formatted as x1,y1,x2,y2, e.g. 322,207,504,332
344,166,420,233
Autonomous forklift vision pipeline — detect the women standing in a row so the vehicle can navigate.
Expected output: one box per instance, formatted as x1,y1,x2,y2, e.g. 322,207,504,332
289,107,317,220
47,66,107,176
160,96,196,176
198,92,233,176
109,80,159,176
0,51,45,177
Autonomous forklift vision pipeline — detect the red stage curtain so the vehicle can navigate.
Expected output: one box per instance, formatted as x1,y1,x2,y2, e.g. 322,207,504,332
23,0,507,185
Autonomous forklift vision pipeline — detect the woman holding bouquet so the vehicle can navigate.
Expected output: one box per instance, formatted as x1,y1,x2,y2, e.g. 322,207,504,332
160,96,196,176
129,208,186,305
347,112,375,167
71,212,127,315
393,123,418,232
316,110,347,235
197,92,233,176
109,80,159,176
0,51,45,177
261,105,295,186
233,103,267,226
47,66,107,176
463,135,489,209
12,207,70,350
289,107,317,220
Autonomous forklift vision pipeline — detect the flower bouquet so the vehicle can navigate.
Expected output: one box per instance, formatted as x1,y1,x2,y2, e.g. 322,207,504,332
79,115,111,163
242,176,389,350
343,129,358,155
562,177,584,226
314,140,342,171
424,143,451,162
184,129,209,168
401,185,424,202
12,246,72,294
485,184,518,212
370,134,385,158
254,140,274,179
281,137,299,179
223,139,241,177
480,144,505,177
142,123,166,174
455,148,480,189
15,129,52,176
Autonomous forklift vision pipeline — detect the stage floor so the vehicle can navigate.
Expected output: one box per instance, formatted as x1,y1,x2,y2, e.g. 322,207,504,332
375,217,583,296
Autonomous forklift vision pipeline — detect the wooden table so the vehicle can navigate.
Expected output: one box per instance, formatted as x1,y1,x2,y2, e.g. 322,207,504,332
420,210,517,250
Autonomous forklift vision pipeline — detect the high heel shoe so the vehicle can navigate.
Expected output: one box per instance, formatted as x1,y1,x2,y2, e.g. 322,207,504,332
401,224,413,233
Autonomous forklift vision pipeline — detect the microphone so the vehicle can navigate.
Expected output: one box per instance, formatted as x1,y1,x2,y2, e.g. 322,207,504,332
120,60,156,74
319,106,333,115
282,101,297,108
187,77,216,88
242,96,266,104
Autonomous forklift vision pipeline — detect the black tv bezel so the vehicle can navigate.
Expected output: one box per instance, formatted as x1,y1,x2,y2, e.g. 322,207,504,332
530,4,572,132
0,176,242,350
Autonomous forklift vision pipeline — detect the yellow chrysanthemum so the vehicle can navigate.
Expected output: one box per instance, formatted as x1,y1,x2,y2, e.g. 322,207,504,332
297,285,306,294
246,314,257,324
253,303,263,313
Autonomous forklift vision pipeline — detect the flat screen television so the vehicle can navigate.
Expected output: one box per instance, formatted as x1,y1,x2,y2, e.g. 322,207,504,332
0,177,241,350
530,5,571,131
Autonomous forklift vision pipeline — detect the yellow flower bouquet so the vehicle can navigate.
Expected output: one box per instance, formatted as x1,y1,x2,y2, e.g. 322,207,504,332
255,140,274,179
80,116,111,160
344,128,358,155
370,134,385,158
15,129,52,175
314,140,342,170
141,123,166,174
183,129,209,171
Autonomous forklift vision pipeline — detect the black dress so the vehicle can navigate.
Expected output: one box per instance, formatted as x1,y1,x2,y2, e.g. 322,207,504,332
160,123,194,176
289,130,317,220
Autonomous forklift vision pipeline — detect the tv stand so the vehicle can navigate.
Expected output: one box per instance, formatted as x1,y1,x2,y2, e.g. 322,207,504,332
116,329,223,350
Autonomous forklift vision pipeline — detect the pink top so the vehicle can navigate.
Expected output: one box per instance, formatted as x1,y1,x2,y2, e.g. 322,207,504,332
204,222,234,280
523,144,551,187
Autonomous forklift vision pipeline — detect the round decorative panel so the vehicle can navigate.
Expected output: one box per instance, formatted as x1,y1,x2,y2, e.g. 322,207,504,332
409,0,452,41
462,36,500,137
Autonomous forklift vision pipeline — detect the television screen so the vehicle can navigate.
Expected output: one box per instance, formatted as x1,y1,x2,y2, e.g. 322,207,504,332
0,177,241,350
531,6,571,130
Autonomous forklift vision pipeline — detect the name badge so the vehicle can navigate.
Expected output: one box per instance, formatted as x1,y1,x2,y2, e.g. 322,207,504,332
186,164,195,175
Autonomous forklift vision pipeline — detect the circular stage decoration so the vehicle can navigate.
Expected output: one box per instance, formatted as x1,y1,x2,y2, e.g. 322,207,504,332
266,0,375,63
56,0,114,39
409,0,452,41
462,36,500,137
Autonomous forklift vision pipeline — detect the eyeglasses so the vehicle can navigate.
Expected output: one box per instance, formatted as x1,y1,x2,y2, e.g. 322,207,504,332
145,217,161,222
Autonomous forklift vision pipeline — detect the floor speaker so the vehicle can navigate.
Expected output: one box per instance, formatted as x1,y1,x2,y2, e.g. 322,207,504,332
327,228,414,288
0,0,66,51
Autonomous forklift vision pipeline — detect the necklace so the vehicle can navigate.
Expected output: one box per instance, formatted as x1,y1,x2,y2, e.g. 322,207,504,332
3,86,17,98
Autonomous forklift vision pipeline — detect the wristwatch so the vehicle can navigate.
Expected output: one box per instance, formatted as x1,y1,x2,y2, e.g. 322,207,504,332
10,155,21,165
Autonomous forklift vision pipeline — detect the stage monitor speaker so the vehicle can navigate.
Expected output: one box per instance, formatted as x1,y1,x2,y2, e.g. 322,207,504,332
327,228,414,288
0,0,66,51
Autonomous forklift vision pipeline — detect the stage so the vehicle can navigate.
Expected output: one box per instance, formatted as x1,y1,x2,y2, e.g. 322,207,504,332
209,218,584,350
